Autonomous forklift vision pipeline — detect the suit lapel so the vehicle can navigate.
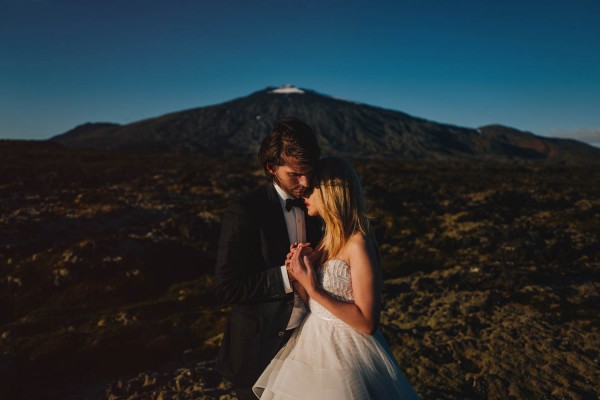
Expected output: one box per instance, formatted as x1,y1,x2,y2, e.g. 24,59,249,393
263,184,291,264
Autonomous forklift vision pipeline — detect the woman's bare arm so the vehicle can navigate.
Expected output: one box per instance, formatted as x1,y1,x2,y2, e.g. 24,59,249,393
290,234,381,335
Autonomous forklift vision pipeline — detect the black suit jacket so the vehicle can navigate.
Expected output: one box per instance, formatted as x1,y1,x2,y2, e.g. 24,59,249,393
214,184,322,387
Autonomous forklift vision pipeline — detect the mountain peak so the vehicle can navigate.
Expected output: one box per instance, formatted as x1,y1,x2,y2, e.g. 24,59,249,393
268,84,305,94
50,87,600,162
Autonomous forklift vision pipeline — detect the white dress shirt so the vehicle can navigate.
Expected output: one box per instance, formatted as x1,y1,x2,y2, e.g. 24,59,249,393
273,183,308,330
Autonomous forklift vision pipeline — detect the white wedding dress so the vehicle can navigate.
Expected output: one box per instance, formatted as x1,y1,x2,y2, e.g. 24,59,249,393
253,259,420,399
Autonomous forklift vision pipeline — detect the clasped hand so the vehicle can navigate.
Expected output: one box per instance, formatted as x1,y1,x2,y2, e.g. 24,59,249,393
285,243,317,293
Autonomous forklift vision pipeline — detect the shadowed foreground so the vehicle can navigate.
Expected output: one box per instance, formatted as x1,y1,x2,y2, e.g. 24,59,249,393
0,143,598,399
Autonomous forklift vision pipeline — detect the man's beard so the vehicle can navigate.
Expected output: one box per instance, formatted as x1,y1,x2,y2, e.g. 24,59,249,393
275,178,304,198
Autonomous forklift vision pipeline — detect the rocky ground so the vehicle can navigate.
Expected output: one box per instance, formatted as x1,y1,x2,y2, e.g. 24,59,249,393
1,142,598,399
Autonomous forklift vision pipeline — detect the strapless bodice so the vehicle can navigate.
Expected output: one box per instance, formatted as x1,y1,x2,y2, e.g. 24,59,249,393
309,259,353,320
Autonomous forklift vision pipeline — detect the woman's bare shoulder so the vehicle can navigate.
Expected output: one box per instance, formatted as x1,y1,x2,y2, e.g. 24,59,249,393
348,232,377,250
345,233,378,264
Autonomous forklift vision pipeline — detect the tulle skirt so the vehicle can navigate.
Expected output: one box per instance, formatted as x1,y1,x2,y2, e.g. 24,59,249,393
253,312,420,399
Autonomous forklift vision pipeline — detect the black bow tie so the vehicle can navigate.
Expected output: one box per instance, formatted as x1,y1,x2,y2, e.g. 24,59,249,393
285,198,306,212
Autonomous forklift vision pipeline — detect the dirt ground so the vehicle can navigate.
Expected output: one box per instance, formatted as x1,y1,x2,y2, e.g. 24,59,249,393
1,144,598,399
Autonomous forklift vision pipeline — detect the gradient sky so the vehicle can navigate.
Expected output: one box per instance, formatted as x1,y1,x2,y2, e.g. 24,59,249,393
2,0,600,141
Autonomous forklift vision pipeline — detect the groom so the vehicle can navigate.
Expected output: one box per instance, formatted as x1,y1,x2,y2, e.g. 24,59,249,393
214,118,322,400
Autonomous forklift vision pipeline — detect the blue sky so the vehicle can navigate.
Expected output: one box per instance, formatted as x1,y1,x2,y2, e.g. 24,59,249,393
2,0,599,141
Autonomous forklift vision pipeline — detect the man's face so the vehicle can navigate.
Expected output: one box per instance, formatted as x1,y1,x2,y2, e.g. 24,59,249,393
267,157,313,198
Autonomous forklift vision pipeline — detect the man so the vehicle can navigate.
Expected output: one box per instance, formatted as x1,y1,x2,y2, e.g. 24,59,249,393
214,118,322,399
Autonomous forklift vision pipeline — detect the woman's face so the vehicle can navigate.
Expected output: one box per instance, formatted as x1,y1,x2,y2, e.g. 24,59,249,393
303,186,321,217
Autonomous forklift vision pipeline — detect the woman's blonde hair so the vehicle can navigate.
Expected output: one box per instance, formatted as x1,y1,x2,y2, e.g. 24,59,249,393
314,157,371,264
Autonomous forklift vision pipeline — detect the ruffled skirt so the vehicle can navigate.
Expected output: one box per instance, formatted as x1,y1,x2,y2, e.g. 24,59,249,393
253,312,420,399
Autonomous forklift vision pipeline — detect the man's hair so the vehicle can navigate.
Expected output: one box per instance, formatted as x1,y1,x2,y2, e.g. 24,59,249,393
258,118,321,181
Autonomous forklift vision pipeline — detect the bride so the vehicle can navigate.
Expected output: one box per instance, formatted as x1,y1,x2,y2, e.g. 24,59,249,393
253,156,420,399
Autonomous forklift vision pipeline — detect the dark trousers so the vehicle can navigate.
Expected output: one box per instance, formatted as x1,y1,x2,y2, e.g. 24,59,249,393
234,387,257,400
235,328,295,399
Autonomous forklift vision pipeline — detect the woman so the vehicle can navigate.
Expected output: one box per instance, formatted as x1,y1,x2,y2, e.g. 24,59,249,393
252,157,419,399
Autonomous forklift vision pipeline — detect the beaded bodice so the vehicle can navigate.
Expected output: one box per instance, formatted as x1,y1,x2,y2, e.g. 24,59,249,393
309,259,354,320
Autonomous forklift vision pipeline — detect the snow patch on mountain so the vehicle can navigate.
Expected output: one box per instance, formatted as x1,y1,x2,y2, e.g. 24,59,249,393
269,84,305,94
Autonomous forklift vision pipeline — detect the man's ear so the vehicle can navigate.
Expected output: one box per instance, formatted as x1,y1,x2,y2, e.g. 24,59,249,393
266,162,277,175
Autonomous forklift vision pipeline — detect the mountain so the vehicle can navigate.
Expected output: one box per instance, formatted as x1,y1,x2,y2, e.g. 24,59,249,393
51,85,600,161
554,129,600,148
